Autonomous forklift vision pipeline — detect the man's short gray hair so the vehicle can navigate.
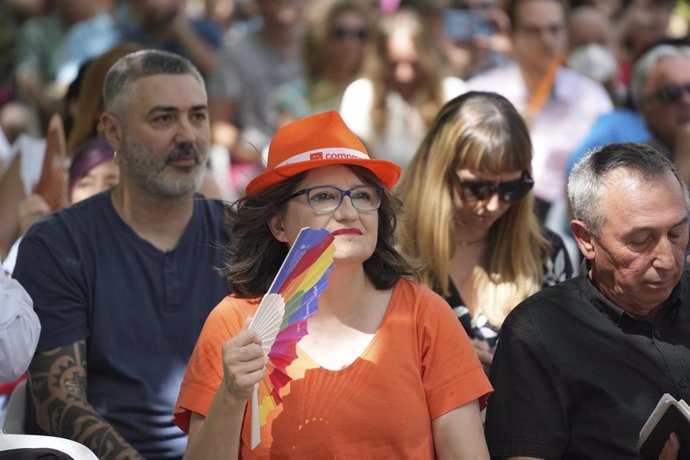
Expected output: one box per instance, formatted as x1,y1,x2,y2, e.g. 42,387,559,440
630,44,690,109
568,142,689,237
103,49,205,117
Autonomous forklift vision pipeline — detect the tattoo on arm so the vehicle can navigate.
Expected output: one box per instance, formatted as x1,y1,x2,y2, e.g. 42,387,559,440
28,341,145,460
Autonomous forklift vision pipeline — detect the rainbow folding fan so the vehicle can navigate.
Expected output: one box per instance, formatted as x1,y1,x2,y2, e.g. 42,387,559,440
248,227,335,448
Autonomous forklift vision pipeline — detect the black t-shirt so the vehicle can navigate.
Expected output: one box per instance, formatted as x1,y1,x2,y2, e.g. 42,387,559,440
13,191,231,459
485,271,690,459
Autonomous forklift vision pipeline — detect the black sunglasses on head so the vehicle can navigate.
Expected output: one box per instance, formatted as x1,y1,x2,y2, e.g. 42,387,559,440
454,171,534,204
651,82,690,105
330,26,369,41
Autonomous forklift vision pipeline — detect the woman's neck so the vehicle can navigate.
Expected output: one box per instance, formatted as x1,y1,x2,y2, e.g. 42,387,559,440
453,215,490,248
456,235,488,247
451,238,486,274
316,263,392,329
449,236,488,311
321,66,356,87
319,263,370,314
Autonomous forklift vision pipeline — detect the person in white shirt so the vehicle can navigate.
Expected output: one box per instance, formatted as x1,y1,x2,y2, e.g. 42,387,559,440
468,0,612,222
340,9,466,170
0,277,40,383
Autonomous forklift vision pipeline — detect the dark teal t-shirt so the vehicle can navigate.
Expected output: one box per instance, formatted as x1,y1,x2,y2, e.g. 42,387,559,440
14,191,230,459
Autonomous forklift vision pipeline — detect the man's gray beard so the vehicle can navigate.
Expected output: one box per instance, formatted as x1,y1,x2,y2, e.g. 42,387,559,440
119,136,207,199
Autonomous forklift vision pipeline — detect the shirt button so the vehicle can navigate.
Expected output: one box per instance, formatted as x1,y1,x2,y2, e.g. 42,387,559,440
653,330,661,339
680,380,688,389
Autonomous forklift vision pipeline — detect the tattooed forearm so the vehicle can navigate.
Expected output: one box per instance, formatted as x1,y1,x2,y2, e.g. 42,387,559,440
28,341,145,460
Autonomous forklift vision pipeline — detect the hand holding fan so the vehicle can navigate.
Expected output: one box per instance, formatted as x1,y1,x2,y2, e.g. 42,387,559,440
248,227,335,448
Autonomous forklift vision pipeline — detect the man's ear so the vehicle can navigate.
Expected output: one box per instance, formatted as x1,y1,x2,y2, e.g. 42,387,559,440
570,219,595,260
268,214,289,243
100,112,122,152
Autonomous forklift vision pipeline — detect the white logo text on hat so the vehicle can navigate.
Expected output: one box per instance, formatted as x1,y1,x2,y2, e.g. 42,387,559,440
276,148,370,168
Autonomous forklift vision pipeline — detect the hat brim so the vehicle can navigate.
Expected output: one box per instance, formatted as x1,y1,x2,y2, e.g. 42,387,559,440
246,158,401,195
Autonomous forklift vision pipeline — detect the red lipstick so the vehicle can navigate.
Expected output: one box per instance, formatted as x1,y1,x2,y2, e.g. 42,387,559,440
331,228,362,236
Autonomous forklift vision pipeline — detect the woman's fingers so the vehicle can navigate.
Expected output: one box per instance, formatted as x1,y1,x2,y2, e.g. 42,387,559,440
220,323,267,398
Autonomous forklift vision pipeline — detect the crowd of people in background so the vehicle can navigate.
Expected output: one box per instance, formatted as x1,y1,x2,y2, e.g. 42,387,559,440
0,0,688,202
1,0,690,459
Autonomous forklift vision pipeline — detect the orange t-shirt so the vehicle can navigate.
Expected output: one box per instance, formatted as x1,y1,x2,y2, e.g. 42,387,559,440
174,278,492,458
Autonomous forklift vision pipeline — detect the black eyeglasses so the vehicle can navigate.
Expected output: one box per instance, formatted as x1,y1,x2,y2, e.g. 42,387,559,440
284,185,383,214
329,26,369,41
649,82,690,105
453,171,534,204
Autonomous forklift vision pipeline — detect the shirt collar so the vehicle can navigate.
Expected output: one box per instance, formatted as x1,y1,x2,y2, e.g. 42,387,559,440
580,261,684,322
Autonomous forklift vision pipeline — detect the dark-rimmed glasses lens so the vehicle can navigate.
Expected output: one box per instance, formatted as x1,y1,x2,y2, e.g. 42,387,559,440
652,82,690,105
455,171,533,204
286,185,382,213
330,26,369,41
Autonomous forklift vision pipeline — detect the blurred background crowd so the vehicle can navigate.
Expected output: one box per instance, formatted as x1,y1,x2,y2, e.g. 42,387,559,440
2,1,690,455
1,0,689,270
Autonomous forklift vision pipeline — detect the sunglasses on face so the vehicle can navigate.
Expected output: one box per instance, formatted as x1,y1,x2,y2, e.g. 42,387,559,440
329,26,369,41
650,82,690,105
453,171,534,204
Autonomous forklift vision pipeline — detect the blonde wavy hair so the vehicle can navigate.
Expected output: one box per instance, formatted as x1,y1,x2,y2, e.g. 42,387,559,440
397,91,550,326
364,8,445,136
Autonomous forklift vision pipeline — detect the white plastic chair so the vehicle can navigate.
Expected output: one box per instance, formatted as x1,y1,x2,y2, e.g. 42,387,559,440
1,381,98,459
1,379,26,434
0,434,98,459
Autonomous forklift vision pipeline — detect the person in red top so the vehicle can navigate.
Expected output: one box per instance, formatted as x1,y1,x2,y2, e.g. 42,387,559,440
173,110,492,459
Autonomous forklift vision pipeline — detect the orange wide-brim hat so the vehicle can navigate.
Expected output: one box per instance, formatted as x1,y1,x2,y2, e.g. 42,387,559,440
245,111,401,195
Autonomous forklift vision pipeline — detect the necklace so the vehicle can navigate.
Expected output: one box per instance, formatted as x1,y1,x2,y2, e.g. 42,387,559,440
457,236,487,246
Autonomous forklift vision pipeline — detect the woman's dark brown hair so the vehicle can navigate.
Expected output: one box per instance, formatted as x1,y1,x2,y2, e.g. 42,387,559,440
220,166,417,298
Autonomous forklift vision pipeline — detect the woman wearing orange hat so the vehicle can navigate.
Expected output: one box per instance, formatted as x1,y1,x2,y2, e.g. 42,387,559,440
173,111,492,458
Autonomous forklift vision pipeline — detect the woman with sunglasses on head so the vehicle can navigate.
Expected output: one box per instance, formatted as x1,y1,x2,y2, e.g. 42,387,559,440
339,8,466,170
273,0,372,126
174,111,492,459
397,91,573,374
